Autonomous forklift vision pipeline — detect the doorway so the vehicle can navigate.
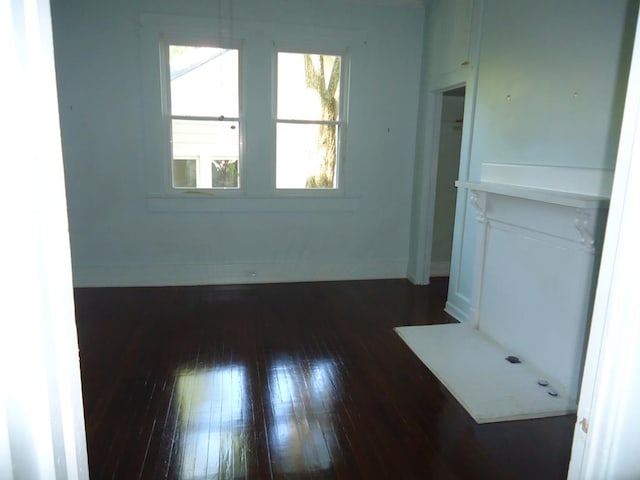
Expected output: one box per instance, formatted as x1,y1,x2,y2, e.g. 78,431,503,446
430,86,465,278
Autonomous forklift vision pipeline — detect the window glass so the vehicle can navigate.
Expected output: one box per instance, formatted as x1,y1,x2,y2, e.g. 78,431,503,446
168,45,240,189
277,53,340,121
172,158,197,188
171,119,239,188
169,46,239,118
276,123,339,189
276,53,343,189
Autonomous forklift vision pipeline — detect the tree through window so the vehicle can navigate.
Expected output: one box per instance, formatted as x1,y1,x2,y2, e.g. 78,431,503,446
276,52,344,189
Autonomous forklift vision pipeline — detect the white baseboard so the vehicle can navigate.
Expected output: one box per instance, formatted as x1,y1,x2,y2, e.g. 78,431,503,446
72,260,407,288
406,270,419,285
481,163,613,197
445,297,469,323
430,261,451,277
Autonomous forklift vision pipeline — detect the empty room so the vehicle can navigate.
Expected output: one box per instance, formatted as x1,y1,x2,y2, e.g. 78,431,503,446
4,0,640,479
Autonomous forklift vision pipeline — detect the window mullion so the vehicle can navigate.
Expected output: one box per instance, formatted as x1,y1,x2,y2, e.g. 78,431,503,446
276,119,340,126
172,115,241,122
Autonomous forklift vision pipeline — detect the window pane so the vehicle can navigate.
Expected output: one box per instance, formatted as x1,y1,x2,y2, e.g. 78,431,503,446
276,123,338,189
211,160,239,188
172,119,239,189
169,46,239,118
277,53,341,121
172,158,197,188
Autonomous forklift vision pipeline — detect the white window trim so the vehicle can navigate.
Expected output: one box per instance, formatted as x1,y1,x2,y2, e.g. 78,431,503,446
141,15,246,198
140,13,363,212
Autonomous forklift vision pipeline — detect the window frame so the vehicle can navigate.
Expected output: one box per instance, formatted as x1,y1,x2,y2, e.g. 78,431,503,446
140,14,362,211
273,48,350,194
158,34,246,196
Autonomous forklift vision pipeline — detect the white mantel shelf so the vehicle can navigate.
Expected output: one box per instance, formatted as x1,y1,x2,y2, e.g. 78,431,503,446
455,181,609,209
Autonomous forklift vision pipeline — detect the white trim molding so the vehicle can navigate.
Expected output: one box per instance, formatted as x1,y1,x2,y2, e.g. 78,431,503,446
569,7,640,477
574,209,596,253
481,163,614,198
72,259,408,288
468,190,487,223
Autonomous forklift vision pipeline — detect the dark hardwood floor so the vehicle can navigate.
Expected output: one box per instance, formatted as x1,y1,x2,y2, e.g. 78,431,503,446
74,278,575,479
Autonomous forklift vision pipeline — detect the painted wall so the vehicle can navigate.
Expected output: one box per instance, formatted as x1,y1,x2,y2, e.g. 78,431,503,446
474,0,638,195
456,0,638,322
409,0,637,319
51,0,424,287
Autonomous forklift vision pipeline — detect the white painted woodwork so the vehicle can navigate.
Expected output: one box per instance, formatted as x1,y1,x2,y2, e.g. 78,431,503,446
569,5,640,476
457,181,608,404
407,0,484,291
1,0,89,478
481,163,614,198
397,324,578,422
425,0,474,88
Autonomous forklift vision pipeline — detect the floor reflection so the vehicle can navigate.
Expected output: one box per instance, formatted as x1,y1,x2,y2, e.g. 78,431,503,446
171,359,342,478
267,358,340,475
175,365,249,479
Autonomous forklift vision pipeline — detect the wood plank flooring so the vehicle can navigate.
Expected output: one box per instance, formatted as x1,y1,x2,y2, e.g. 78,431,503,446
74,278,576,479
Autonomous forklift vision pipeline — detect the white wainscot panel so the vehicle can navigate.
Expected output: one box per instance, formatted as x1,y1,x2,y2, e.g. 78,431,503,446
457,181,608,403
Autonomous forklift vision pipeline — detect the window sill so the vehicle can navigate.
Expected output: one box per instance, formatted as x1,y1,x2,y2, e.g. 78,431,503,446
146,193,361,213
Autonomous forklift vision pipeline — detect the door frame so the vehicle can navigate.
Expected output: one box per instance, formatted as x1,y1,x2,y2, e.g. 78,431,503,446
568,7,640,477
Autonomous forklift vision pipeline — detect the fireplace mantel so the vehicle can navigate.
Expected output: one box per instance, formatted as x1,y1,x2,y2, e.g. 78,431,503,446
455,180,609,404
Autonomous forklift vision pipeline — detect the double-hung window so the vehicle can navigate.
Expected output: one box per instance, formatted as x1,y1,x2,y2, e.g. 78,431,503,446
142,15,355,201
167,45,240,189
276,52,345,190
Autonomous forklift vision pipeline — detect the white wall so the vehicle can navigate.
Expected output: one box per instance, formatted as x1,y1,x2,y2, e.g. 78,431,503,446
50,0,424,287
474,0,637,195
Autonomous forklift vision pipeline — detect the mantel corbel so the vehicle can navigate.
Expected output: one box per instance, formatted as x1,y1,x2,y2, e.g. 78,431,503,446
575,208,596,253
469,190,487,223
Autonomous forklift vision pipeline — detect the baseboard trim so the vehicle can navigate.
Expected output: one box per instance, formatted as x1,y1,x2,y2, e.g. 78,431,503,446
445,299,469,323
72,260,408,288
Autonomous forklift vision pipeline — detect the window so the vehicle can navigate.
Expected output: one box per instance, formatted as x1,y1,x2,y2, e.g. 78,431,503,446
172,157,197,188
168,45,240,189
276,52,344,189
142,15,358,205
